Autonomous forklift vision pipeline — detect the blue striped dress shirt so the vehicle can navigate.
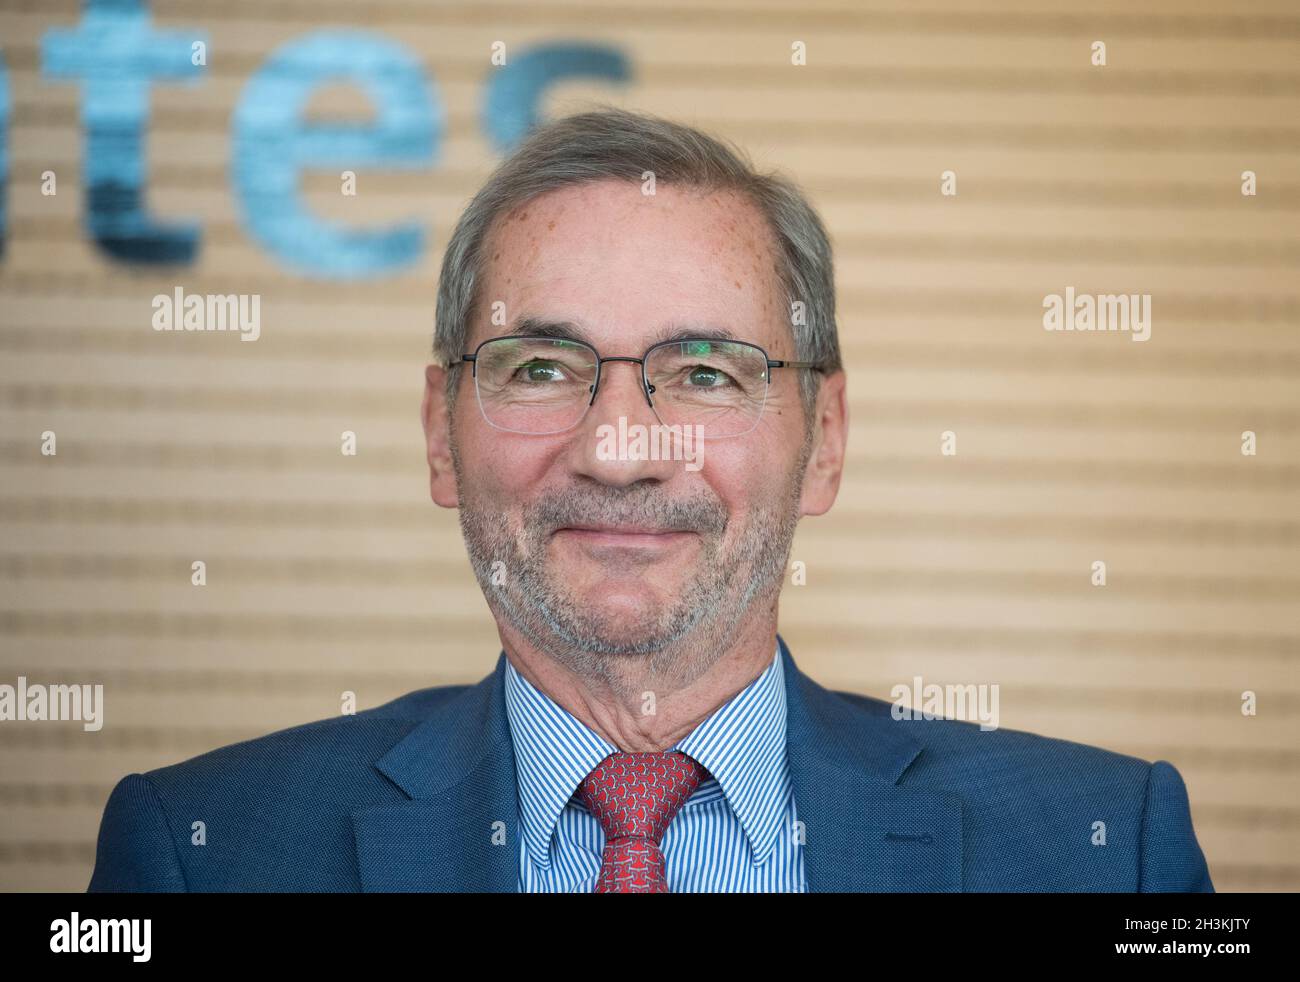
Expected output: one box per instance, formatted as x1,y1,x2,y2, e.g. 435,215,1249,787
502,643,807,892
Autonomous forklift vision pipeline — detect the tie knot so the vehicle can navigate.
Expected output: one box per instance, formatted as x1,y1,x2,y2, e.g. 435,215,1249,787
579,750,706,844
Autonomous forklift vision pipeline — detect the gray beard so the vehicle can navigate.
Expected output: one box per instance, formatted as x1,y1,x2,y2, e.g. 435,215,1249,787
451,435,810,691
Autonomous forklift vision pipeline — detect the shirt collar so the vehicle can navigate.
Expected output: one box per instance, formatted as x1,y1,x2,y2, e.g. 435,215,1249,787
503,643,790,871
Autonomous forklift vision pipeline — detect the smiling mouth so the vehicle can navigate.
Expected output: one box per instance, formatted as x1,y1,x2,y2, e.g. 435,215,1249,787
553,525,696,549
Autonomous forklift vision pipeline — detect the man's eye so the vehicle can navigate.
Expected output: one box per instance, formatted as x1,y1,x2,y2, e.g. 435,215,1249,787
685,365,732,387
513,361,565,383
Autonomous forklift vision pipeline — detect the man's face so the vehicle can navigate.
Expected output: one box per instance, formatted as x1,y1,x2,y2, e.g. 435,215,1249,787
436,179,827,680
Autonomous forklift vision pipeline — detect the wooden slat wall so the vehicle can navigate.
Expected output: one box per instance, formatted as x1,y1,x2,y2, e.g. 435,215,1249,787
1,0,1297,891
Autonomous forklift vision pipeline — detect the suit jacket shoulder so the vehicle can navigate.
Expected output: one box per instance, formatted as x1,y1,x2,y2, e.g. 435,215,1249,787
827,688,1214,892
87,681,473,892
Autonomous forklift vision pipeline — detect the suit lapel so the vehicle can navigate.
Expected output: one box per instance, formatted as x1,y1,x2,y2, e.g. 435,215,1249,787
780,636,965,892
352,640,964,892
352,653,520,892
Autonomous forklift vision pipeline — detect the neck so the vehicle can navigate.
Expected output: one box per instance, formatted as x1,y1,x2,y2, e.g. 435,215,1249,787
498,612,781,752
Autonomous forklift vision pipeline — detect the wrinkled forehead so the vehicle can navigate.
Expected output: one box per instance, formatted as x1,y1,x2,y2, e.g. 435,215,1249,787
467,179,790,355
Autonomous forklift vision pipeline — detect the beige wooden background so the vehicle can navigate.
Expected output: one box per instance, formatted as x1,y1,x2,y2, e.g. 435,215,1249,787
1,0,1297,891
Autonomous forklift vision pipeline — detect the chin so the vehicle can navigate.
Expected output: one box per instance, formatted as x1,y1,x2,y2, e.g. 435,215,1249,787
546,607,676,655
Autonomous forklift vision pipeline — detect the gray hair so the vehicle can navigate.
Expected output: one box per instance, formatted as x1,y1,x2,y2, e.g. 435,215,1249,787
433,106,841,429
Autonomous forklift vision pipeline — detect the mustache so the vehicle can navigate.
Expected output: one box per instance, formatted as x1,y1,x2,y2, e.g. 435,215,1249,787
525,485,728,537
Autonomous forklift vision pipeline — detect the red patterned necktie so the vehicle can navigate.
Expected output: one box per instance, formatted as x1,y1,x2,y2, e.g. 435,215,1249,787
578,750,707,893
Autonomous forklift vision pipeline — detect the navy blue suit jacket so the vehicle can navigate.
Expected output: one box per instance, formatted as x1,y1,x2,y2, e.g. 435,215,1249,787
88,636,1214,891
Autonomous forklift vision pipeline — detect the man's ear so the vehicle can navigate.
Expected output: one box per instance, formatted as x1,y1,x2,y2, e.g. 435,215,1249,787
422,364,459,508
799,369,847,518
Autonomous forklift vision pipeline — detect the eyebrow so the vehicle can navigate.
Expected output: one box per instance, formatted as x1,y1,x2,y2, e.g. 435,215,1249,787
653,324,738,345
506,317,593,344
503,317,739,350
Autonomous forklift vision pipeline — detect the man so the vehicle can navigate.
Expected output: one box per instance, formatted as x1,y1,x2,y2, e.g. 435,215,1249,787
89,107,1213,892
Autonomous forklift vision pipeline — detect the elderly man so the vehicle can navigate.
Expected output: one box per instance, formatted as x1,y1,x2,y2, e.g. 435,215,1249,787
89,108,1213,893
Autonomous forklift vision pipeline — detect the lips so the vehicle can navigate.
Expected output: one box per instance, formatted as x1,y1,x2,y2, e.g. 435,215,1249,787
557,525,687,535
552,526,697,550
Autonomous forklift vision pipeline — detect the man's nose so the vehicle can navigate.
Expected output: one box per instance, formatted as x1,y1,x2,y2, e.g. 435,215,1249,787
566,360,680,485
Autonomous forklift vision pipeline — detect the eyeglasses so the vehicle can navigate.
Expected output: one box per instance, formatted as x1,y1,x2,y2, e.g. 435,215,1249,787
460,335,823,437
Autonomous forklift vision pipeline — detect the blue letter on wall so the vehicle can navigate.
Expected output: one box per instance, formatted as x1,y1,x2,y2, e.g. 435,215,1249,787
42,0,206,263
231,31,440,279
482,42,630,154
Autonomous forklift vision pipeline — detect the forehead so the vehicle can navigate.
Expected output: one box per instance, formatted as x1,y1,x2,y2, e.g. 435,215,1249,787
470,178,787,350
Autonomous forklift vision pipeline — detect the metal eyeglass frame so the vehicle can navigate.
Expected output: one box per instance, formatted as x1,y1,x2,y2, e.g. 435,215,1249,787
460,334,824,437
